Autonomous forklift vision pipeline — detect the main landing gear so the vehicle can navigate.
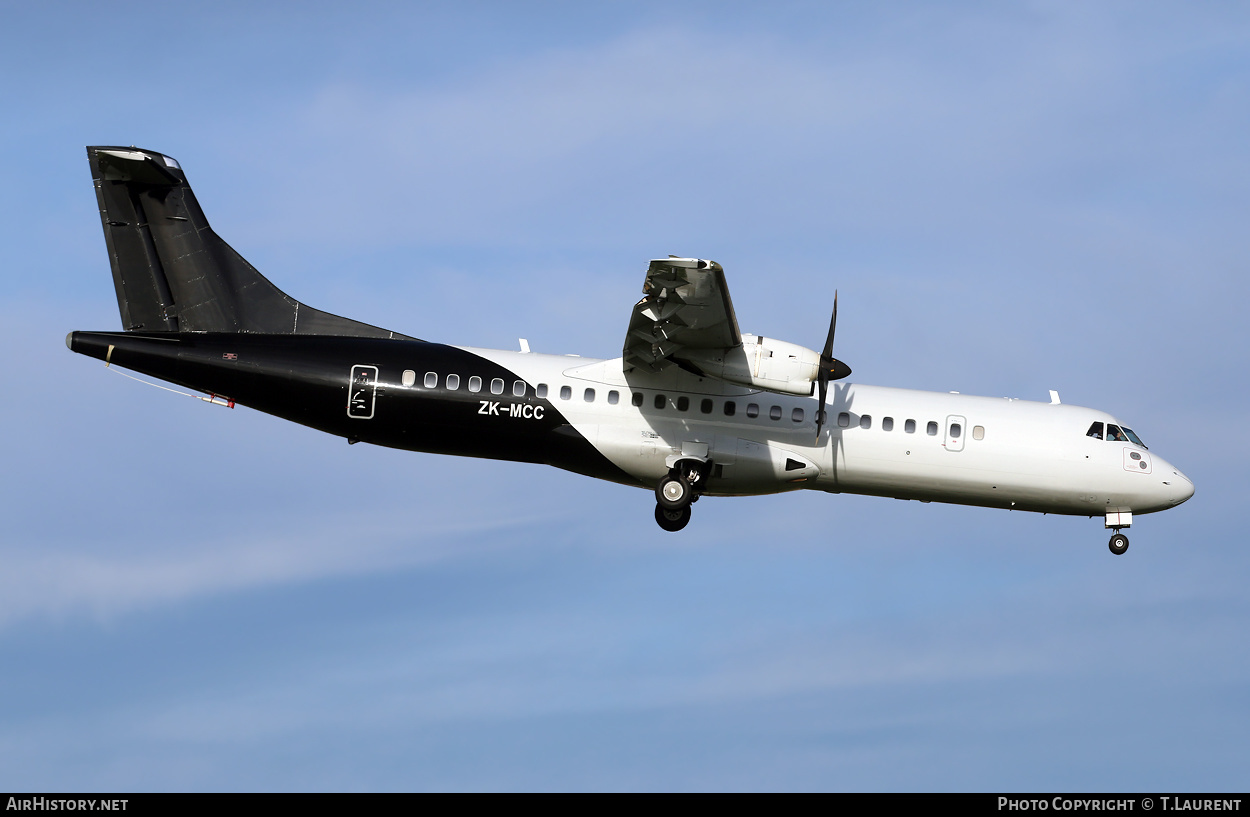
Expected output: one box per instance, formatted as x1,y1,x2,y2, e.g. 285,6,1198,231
1108,531,1129,556
653,461,707,532
655,504,691,532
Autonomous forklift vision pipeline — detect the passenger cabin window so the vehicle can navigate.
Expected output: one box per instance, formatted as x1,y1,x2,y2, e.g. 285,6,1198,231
446,374,460,390
905,419,916,434
860,414,872,430
973,425,985,440
701,399,713,414
560,385,572,400
1087,422,1104,440
491,378,504,395
950,423,962,438
469,376,483,393
513,380,526,397
746,403,760,419
927,421,938,436
724,401,736,416
838,412,850,428
882,417,894,431
677,396,689,412
654,394,666,410
424,372,437,388
584,388,595,402
792,407,804,423
769,405,782,421
632,392,644,407
402,370,416,387
608,390,620,405
535,383,546,398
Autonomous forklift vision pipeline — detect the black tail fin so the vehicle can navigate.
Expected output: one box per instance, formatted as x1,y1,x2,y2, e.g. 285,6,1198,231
87,146,412,338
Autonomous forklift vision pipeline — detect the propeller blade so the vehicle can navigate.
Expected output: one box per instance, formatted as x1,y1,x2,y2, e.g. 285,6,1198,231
822,291,838,359
815,375,829,440
815,291,851,440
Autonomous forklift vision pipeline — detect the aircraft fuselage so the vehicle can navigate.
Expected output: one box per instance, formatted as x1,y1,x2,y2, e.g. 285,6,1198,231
68,330,1194,521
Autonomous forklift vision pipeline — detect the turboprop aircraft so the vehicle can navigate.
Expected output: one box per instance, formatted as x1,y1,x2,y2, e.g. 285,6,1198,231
67,147,1194,554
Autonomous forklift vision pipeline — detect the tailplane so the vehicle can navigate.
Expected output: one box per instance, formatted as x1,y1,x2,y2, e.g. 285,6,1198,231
87,146,411,338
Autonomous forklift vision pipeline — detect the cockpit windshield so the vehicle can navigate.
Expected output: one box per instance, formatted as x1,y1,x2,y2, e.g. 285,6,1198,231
1086,421,1147,449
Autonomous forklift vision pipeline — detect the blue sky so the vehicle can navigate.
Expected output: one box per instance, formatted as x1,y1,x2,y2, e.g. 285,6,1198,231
1,1,1247,791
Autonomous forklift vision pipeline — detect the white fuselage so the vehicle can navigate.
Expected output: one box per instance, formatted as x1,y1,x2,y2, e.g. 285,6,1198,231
459,346,1194,518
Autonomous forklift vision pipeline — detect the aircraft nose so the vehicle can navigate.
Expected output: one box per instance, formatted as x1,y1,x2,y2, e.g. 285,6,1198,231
1154,457,1194,507
1168,469,1195,506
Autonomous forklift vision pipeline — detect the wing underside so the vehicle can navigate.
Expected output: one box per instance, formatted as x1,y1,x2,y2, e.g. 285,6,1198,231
623,258,742,373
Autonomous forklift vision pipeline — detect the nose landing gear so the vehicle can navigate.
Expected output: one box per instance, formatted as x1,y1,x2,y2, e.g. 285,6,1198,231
1105,512,1132,555
653,460,707,532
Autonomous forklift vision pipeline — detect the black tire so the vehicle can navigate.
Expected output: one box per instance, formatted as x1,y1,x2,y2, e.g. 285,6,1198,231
1109,532,1129,555
655,474,692,511
655,503,691,532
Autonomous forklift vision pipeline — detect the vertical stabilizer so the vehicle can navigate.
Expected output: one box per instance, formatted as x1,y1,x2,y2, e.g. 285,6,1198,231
87,146,412,338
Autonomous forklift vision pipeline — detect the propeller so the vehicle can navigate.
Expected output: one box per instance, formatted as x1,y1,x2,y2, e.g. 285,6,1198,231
815,291,853,440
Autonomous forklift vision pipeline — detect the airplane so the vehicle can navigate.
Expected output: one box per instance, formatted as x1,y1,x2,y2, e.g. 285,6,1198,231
67,147,1194,554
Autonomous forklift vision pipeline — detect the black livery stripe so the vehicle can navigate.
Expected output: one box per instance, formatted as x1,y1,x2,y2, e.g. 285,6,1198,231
68,331,639,488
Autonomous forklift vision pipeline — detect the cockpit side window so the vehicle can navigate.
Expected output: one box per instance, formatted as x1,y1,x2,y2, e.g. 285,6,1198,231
1121,427,1147,448
1087,422,1103,440
1107,424,1127,443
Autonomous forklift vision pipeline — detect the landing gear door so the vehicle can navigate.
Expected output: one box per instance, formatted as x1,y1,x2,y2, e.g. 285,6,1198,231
945,415,966,452
348,365,379,419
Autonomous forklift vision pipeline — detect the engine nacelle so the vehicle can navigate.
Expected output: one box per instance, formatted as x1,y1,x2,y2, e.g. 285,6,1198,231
678,334,820,396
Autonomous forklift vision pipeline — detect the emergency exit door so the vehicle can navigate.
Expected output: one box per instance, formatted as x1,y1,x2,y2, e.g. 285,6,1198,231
944,415,966,452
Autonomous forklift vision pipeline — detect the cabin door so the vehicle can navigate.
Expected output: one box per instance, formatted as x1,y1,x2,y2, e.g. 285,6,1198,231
348,365,379,419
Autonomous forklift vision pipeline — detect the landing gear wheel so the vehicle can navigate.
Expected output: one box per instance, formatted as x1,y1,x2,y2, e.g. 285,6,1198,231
655,474,692,511
655,503,691,532
1109,532,1129,555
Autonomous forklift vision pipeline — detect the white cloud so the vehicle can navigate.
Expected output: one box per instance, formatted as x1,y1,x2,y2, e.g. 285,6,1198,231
228,23,1089,245
0,510,544,631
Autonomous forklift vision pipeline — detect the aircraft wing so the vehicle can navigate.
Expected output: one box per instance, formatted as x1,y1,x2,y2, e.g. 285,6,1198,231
623,257,742,373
